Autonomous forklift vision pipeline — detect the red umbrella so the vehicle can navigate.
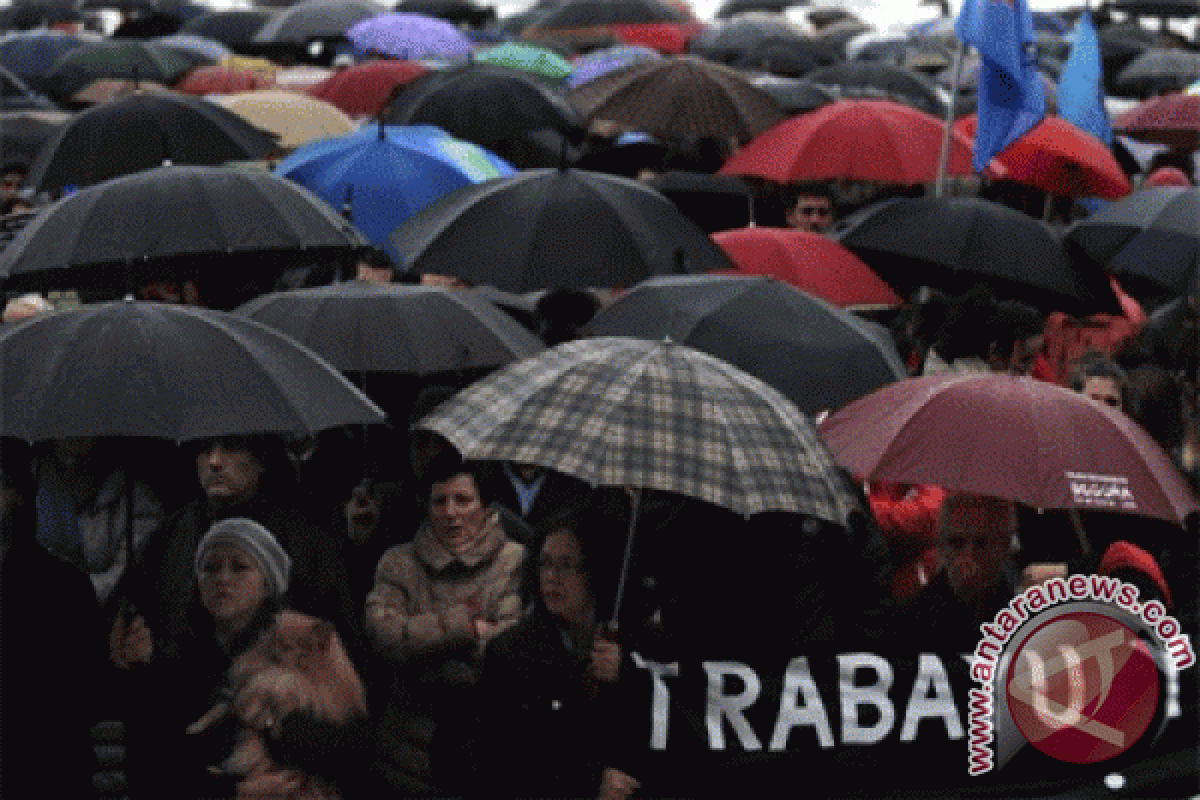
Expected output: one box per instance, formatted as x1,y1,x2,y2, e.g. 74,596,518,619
819,372,1199,525
955,114,1132,199
719,98,978,185
1113,91,1200,150
712,227,903,308
307,59,429,118
609,21,707,53
175,64,276,95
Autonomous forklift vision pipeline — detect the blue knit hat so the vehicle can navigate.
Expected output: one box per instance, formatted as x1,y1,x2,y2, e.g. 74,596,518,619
194,517,291,599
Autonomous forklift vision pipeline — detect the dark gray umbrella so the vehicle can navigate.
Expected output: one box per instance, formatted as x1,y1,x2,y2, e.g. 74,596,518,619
235,282,545,373
253,0,388,44
1115,48,1200,97
0,164,368,293
581,273,908,414
0,299,384,442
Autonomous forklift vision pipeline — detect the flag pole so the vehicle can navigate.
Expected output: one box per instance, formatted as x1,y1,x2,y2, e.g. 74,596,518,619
935,39,967,198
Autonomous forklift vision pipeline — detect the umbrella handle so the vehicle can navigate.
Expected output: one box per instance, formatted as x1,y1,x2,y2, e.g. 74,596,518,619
608,487,641,629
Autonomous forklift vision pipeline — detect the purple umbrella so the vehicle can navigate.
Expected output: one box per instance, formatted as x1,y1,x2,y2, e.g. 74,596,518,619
346,12,476,60
566,44,662,89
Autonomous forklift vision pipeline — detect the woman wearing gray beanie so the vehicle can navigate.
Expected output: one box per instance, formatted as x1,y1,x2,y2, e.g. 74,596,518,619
194,517,293,624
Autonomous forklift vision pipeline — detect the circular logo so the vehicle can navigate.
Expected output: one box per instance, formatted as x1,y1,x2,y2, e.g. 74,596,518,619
1005,611,1160,765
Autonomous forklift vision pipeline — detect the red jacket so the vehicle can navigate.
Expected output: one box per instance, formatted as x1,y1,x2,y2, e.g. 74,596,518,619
1032,277,1146,386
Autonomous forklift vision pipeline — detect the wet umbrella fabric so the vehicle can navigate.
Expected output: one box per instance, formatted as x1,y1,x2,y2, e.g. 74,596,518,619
1114,92,1200,150
750,74,836,114
712,227,904,308
0,164,368,291
0,300,384,442
382,62,584,145
1064,186,1200,298
474,42,573,82
688,14,839,73
645,170,752,233
1115,48,1200,97
275,123,513,261
306,59,428,118
0,109,70,168
210,90,356,150
568,55,785,142
836,196,1117,316
565,44,661,89
819,372,1199,524
528,0,693,28
235,282,545,373
344,12,476,60
803,61,947,117
174,64,276,95
719,99,976,186
418,335,861,522
253,0,388,45
0,29,95,94
179,9,273,48
45,40,211,100
390,167,734,291
25,90,279,193
581,274,908,415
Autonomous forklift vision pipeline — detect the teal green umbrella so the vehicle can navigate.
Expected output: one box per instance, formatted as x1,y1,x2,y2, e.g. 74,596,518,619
474,42,573,82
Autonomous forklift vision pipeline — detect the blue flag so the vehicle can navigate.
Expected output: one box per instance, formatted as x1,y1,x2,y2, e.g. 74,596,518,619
1058,10,1112,147
956,0,1046,172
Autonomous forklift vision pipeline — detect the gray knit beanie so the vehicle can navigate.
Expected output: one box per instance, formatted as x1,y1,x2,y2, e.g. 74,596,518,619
194,517,292,599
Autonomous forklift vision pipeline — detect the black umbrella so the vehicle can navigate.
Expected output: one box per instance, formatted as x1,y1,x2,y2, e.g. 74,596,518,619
179,9,274,48
0,299,384,442
689,13,840,76
395,0,496,27
835,196,1118,316
391,167,734,291
714,0,805,17
26,90,279,193
234,282,545,373
1064,187,1200,301
0,4,84,31
1115,48,1200,97
0,164,369,293
0,66,56,112
581,273,908,415
750,73,836,114
0,29,93,94
382,62,584,147
252,0,388,45
646,170,753,233
529,0,692,28
803,61,947,117
0,109,70,169
44,39,210,100
1108,0,1200,16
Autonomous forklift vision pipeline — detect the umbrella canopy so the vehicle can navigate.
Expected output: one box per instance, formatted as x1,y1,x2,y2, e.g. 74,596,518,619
235,282,544,373
803,61,947,117
306,59,428,118
568,54,785,142
819,372,1199,524
0,29,96,94
565,43,661,89
0,109,71,169
210,90,356,150
0,299,384,442
154,32,232,63
0,164,369,292
253,0,389,45
954,115,1133,200
179,9,274,48
45,39,211,100
835,196,1118,316
344,12,476,60
275,123,514,262
1064,186,1200,299
527,0,694,28
712,227,903,308
174,64,277,95
395,0,495,27
25,89,279,193
645,170,752,233
418,335,861,521
719,98,976,186
689,13,839,75
1114,91,1200,150
1108,0,1200,14
474,42,573,81
749,73,836,114
1115,48,1200,98
0,66,55,112
382,61,584,145
390,166,734,292
581,274,908,415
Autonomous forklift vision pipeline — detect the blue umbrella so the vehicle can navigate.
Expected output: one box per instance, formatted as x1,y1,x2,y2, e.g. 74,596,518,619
274,123,514,262
155,33,233,63
345,12,476,60
0,29,97,94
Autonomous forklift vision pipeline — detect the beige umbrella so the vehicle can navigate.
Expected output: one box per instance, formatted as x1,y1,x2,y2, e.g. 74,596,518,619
210,89,355,149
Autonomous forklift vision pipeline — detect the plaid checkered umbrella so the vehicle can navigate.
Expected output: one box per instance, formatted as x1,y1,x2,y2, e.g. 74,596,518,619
417,336,860,523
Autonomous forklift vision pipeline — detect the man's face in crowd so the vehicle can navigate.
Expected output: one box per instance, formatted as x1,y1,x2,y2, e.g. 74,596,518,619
786,194,834,233
196,438,264,507
940,494,1015,604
